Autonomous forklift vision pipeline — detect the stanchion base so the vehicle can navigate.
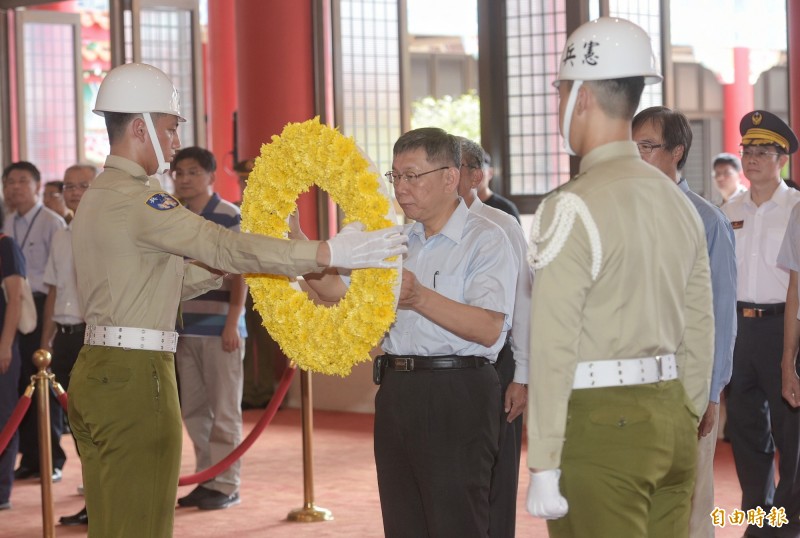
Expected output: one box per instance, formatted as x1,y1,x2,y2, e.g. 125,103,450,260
287,504,333,523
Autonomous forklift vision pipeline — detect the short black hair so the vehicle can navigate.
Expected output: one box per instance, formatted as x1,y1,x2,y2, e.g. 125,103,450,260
104,112,139,145
104,112,169,145
45,180,64,192
585,76,646,120
393,127,460,168
2,161,41,184
632,106,693,170
712,152,742,172
172,146,217,173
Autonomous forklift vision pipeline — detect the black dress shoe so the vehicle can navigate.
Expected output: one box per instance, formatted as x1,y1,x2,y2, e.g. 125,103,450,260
177,485,214,508
13,466,37,480
197,490,240,510
59,507,88,526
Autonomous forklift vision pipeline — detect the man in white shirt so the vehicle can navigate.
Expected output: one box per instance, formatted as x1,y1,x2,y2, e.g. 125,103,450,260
713,152,747,204
721,110,800,538
458,137,530,538
41,163,97,526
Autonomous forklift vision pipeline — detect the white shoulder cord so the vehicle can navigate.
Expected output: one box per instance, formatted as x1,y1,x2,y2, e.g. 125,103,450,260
527,192,603,280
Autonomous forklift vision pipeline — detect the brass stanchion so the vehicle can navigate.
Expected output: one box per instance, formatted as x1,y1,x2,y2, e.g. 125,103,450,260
32,349,55,538
287,369,333,522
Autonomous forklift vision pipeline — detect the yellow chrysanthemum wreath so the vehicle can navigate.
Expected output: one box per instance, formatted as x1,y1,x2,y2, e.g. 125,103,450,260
240,117,398,376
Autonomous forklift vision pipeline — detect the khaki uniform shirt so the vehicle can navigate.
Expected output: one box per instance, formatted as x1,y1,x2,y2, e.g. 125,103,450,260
72,155,322,332
527,141,714,469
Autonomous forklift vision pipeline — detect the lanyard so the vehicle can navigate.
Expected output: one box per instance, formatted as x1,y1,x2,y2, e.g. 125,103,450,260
14,206,43,250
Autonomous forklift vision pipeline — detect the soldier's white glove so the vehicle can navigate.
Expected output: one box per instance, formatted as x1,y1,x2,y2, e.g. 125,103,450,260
527,469,569,519
327,222,407,270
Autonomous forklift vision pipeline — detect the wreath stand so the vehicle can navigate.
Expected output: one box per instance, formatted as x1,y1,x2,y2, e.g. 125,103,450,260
287,369,333,522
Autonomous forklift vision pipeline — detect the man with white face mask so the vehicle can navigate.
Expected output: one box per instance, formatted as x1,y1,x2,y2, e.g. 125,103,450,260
67,62,406,538
525,18,714,538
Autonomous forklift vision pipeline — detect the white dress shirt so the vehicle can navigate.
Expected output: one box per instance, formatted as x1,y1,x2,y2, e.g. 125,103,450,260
469,197,532,384
722,181,800,304
43,226,83,325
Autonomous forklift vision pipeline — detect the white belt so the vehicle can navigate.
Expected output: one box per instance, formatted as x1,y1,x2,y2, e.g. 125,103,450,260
572,354,677,389
84,325,179,353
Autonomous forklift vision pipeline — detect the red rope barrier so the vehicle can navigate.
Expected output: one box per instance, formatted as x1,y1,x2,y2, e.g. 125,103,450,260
0,392,33,454
178,364,297,486
56,391,68,412
52,381,68,412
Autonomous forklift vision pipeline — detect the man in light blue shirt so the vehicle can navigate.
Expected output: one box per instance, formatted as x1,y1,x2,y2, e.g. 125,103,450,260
377,127,517,538
633,106,737,538
2,161,67,482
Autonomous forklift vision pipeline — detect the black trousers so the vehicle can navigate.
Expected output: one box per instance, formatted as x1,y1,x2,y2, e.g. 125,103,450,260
374,363,501,538
51,326,84,458
16,293,66,471
489,341,522,538
728,312,800,538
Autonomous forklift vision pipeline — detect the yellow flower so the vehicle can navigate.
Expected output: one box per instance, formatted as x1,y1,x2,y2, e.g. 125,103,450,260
241,117,398,376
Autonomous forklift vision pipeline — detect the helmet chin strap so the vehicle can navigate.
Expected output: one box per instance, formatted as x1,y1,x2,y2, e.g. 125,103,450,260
143,112,170,174
561,80,584,157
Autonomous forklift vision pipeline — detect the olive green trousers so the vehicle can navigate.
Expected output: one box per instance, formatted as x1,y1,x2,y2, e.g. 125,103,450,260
548,380,698,538
68,346,182,538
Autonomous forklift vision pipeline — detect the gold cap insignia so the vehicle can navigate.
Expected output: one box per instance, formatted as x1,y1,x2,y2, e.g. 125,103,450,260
752,112,763,126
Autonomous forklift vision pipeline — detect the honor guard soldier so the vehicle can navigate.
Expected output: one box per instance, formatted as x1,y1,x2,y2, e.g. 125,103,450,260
525,18,714,538
67,63,406,538
722,110,800,538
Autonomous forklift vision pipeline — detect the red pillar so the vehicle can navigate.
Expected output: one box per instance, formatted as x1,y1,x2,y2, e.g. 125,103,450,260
206,0,239,202
235,0,318,238
789,1,800,178
723,47,754,163
31,1,78,11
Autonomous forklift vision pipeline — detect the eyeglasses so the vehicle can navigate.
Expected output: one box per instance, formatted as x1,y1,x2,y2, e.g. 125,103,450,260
63,182,91,192
384,166,450,185
739,148,781,159
636,142,664,154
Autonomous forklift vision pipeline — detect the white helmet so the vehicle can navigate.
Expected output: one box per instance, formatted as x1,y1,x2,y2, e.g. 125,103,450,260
556,17,662,85
93,62,186,122
556,17,661,156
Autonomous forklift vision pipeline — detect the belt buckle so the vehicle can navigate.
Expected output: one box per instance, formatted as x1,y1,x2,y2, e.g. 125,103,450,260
394,357,414,371
743,307,757,318
655,355,663,381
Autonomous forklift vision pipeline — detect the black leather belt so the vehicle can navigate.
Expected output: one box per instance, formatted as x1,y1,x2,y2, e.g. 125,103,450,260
736,302,785,318
56,322,86,335
382,354,489,371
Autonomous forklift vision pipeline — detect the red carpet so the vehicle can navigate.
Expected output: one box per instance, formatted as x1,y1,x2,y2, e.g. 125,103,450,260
1,408,750,537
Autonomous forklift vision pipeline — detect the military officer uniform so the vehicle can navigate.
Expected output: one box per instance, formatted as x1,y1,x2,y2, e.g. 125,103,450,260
721,111,800,538
68,155,323,537
528,141,714,538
